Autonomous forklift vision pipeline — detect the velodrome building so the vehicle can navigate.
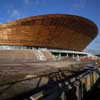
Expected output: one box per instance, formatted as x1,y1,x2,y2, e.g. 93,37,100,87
0,14,98,57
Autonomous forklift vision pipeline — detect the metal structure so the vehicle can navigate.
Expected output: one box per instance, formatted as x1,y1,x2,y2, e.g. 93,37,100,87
0,59,99,100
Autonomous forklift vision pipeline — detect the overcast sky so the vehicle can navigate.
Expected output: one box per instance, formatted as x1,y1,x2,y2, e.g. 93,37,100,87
0,0,99,52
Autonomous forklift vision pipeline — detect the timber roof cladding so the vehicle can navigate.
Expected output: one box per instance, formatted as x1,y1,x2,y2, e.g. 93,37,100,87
0,14,98,50
0,14,98,38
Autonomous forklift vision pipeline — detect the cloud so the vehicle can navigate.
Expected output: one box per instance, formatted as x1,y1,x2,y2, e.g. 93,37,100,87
24,0,33,5
10,9,20,17
7,8,21,20
24,0,39,5
24,0,30,4
71,0,87,10
85,35,100,52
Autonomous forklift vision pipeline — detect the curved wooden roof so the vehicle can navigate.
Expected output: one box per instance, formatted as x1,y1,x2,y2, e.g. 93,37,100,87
0,14,98,50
